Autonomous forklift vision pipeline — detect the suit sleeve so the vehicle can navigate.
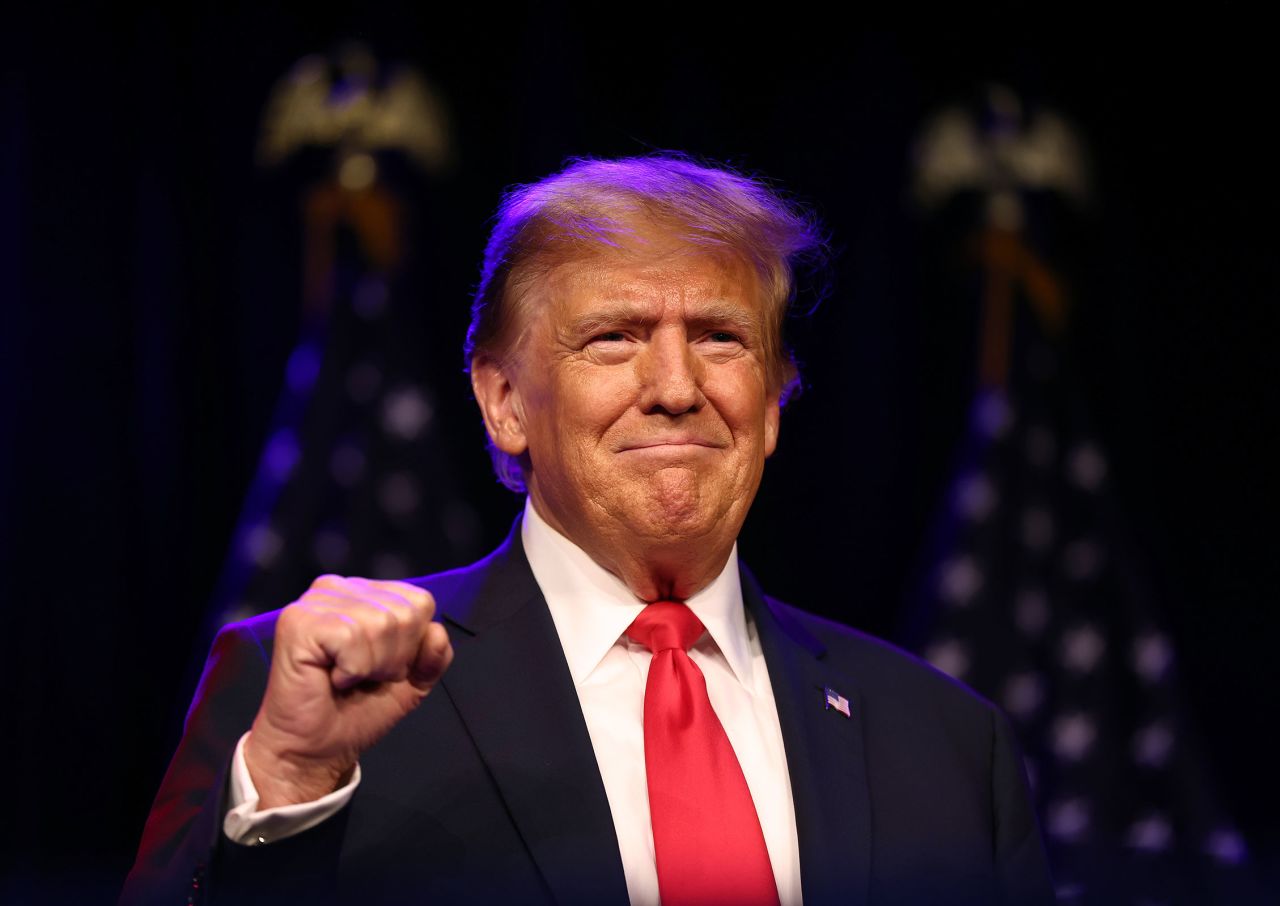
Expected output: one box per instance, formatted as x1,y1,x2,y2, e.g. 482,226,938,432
120,620,347,906
990,706,1056,905
120,622,268,904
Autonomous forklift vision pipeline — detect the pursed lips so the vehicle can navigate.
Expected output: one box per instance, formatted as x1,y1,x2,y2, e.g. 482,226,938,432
616,436,726,452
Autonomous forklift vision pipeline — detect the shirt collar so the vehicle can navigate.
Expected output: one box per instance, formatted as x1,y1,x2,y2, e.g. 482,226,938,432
521,497,754,690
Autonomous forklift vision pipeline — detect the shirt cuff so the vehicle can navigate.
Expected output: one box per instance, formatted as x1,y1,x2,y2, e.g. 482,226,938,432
223,732,361,845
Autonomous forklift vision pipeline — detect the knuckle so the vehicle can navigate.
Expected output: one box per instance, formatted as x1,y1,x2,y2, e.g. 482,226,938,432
370,604,399,636
379,583,434,622
385,579,431,602
277,601,311,631
310,573,344,591
319,611,362,645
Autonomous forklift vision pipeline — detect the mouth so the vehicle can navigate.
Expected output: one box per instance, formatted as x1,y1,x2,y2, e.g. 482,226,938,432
619,436,723,451
616,438,726,457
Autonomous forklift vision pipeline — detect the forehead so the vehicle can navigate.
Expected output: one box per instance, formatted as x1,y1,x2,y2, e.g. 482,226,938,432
530,242,763,320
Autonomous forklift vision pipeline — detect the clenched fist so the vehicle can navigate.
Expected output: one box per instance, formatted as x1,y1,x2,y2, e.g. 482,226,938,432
245,575,454,808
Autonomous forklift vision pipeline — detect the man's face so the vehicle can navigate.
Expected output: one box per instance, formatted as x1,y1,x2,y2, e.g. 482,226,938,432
474,242,780,580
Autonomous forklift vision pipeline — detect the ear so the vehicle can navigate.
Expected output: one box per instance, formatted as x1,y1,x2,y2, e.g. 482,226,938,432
763,388,781,458
471,356,529,456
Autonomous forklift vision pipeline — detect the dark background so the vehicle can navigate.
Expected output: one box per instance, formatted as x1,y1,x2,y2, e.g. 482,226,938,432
3,8,1275,901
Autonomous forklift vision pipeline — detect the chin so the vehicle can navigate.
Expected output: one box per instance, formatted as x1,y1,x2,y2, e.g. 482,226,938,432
610,470,736,545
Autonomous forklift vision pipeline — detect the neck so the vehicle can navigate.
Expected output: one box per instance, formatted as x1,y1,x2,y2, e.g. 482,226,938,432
595,539,734,602
527,495,736,602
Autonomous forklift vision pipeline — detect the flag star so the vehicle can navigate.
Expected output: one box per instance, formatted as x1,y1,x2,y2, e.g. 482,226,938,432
1047,798,1091,842
1051,713,1097,761
924,639,971,680
938,555,983,607
1014,588,1051,637
1067,442,1108,491
1003,672,1046,719
1126,812,1173,852
1133,633,1174,684
1021,506,1055,552
954,472,998,523
1025,424,1057,469
1132,722,1175,768
1060,624,1107,674
1204,828,1248,865
1062,539,1104,581
243,523,283,567
382,386,434,440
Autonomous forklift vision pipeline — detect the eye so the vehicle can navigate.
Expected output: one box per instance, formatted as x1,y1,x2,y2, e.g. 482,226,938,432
706,331,743,344
583,331,633,356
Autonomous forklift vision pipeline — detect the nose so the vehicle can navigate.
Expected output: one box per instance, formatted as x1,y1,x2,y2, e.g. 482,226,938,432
638,329,704,415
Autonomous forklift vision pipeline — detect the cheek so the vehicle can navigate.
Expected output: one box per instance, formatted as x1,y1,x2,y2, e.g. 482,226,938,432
709,372,770,433
557,370,634,429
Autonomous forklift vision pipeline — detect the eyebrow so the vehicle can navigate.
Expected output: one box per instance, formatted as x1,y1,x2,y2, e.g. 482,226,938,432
566,302,761,338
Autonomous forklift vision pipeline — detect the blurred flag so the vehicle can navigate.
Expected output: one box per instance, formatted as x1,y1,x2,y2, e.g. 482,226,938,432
206,45,478,630
902,88,1260,903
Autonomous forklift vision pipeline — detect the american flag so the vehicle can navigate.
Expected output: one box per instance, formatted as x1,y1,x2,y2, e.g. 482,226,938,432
206,264,481,631
204,115,479,632
904,90,1264,901
902,321,1261,903
825,687,851,718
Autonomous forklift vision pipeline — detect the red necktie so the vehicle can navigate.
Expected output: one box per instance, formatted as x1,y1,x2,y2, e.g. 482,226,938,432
626,602,781,906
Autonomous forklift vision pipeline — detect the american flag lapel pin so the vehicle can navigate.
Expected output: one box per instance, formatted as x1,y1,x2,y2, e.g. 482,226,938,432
824,686,851,718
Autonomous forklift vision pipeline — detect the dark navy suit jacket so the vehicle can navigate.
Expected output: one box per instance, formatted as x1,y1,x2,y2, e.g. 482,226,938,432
123,523,1053,905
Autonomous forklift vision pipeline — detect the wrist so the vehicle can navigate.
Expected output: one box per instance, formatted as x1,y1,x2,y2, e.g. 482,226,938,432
244,728,355,809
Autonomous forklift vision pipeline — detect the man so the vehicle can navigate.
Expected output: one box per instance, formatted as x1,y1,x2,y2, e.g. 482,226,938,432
124,156,1053,905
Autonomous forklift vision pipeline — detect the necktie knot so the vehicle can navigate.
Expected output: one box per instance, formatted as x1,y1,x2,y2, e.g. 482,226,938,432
625,601,705,654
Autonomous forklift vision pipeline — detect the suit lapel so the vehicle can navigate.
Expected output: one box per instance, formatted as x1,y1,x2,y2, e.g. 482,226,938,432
432,525,630,906
422,523,870,905
743,569,872,906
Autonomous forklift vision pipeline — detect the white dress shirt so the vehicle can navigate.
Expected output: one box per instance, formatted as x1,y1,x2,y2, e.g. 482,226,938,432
226,498,803,906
